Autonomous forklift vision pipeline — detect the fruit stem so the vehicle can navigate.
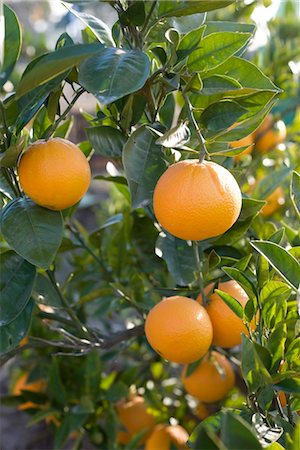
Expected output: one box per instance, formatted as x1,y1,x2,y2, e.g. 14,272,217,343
192,241,207,306
183,93,209,163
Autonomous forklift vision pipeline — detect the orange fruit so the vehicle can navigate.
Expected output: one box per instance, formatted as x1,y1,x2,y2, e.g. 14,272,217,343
153,159,242,241
197,280,255,348
12,373,46,410
145,424,189,450
261,186,285,217
116,395,155,444
181,351,235,403
230,130,255,159
145,296,213,364
18,138,91,210
255,115,286,153
195,402,210,420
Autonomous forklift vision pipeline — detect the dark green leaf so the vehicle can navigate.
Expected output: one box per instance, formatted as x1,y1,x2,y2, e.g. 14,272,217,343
200,100,247,139
222,267,256,299
86,126,126,158
251,241,300,291
120,1,145,26
221,412,263,450
79,48,150,106
0,251,36,326
188,32,252,73
156,233,196,286
123,126,166,209
188,422,224,449
158,1,234,18
33,273,61,306
0,4,21,89
274,378,300,395
214,289,244,319
201,75,242,95
16,43,103,98
0,198,64,269
0,299,34,355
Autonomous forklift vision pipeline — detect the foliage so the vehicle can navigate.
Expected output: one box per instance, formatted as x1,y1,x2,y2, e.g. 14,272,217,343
0,1,299,449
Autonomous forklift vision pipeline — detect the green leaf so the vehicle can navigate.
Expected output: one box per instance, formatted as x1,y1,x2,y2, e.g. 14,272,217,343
201,75,242,95
0,298,34,355
291,171,300,220
274,377,300,395
79,48,150,106
33,273,61,306
204,21,256,36
49,358,68,405
0,4,22,89
62,2,115,46
199,100,247,138
156,232,196,286
122,126,166,209
214,289,244,319
0,198,64,269
188,32,252,73
103,381,128,402
16,43,103,98
222,266,256,299
120,1,145,27
0,251,36,326
155,121,191,148
188,422,225,449
221,412,262,450
176,25,206,61
158,1,234,18
205,56,280,92
212,198,265,246
252,166,292,200
242,335,272,391
86,126,126,158
251,241,300,291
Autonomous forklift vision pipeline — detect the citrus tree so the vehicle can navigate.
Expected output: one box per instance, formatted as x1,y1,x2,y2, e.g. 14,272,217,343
0,1,299,449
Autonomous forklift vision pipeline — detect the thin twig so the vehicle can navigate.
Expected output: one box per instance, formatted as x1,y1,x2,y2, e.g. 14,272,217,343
43,88,85,140
46,269,93,340
183,92,209,163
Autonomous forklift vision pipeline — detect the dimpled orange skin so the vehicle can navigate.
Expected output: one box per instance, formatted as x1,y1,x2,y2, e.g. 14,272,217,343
116,395,155,444
181,351,235,403
145,296,213,364
261,186,285,217
153,160,242,241
18,138,91,211
145,424,189,450
197,280,254,348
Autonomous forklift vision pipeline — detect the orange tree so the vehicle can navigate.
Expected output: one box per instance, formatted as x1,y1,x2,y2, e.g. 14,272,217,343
0,1,299,449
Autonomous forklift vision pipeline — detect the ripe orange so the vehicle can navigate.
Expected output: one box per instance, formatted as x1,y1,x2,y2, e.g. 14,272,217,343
181,351,235,403
145,296,213,364
230,131,255,159
261,186,285,217
116,395,155,444
255,115,286,153
145,424,189,450
18,138,91,210
153,159,242,241
12,373,46,410
195,402,210,420
197,280,255,348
